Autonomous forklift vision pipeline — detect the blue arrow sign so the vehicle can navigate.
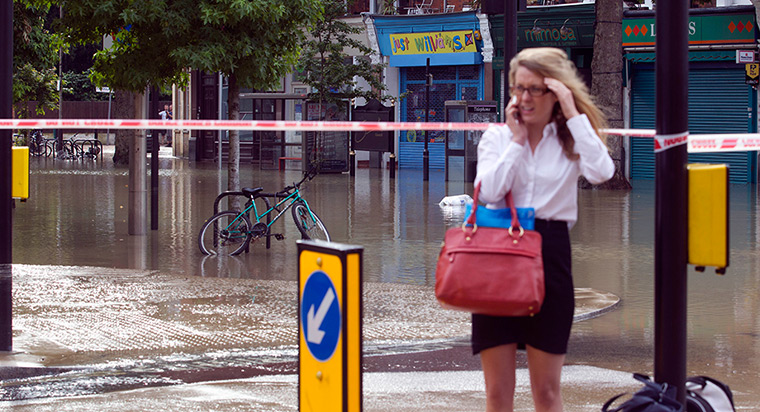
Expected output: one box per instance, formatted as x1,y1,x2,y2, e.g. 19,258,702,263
301,271,341,362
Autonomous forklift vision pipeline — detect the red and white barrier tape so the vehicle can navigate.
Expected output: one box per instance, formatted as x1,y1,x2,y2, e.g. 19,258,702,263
2,119,758,153
0,118,656,134
687,134,760,153
0,119,491,132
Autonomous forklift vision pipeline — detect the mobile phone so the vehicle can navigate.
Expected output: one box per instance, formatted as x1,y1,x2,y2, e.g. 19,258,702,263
510,97,520,121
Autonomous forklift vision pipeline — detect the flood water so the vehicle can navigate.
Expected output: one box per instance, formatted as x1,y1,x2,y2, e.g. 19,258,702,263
10,152,760,406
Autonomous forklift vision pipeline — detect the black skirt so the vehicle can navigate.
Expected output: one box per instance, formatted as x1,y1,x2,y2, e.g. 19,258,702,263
471,218,573,355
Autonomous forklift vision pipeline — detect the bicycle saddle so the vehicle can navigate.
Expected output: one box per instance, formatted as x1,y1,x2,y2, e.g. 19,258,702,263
242,187,264,197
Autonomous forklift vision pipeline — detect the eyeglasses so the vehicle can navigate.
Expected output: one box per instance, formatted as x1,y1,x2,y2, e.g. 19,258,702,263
510,85,550,97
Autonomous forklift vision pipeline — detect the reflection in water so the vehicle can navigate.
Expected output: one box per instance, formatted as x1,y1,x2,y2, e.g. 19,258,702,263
10,157,760,405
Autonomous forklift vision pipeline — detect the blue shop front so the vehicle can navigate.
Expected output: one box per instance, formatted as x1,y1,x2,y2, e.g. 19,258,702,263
368,12,488,169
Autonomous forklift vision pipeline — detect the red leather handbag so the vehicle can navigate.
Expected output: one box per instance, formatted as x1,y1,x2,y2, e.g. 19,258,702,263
435,184,544,317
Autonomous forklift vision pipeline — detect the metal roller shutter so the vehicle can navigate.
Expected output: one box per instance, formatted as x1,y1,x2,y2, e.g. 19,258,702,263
629,65,755,183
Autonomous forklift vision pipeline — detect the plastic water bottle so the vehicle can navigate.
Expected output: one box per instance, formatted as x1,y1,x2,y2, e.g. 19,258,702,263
438,194,473,207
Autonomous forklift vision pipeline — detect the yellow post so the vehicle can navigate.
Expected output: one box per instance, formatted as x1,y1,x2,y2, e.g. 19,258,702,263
11,147,29,199
298,240,363,412
687,164,729,274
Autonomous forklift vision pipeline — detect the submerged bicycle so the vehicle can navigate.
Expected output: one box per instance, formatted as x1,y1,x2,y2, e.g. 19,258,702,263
198,169,330,255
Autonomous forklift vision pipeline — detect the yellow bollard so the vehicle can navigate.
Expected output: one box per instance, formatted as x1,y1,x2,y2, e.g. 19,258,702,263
298,240,363,412
687,164,728,274
12,147,29,200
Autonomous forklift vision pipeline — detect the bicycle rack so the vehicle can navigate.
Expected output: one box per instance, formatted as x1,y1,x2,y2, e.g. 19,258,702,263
212,191,275,252
73,139,104,161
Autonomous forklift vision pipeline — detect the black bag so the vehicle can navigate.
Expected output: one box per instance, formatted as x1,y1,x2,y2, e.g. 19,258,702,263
602,373,684,412
686,376,735,412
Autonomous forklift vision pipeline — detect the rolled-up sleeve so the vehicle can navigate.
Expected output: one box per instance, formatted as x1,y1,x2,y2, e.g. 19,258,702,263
567,114,615,184
475,125,526,204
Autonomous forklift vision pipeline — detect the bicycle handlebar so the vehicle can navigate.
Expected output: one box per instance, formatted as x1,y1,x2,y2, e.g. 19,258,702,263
247,167,320,199
282,167,319,195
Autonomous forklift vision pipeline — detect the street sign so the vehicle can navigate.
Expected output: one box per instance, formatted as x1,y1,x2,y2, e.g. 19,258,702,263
298,241,363,412
301,270,341,362
736,50,756,64
745,63,759,86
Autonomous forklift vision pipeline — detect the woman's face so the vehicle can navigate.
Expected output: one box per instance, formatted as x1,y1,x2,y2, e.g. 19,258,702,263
512,66,558,128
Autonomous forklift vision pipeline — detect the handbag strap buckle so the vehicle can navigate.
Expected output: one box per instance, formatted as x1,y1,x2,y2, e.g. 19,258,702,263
508,225,524,238
461,222,478,234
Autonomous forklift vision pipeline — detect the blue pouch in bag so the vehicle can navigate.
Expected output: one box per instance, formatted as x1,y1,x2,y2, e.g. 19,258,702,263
464,203,535,230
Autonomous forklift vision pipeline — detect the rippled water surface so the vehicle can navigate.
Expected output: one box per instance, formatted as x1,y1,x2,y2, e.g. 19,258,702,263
9,153,760,407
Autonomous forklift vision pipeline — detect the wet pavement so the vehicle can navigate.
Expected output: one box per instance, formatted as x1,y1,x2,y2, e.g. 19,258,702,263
3,146,760,410
2,264,620,411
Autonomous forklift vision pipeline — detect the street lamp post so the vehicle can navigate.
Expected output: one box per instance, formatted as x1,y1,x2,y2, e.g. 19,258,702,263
655,0,689,405
423,58,431,182
502,0,518,122
1,0,14,351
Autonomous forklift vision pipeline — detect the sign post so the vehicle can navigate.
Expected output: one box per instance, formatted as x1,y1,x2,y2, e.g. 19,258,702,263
1,0,14,352
298,240,363,412
654,1,688,405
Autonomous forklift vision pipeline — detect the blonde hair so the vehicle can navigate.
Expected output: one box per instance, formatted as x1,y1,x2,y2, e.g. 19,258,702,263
508,47,607,160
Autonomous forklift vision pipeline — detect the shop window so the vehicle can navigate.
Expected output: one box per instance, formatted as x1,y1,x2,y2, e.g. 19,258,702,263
459,65,479,80
690,0,715,7
401,65,481,144
527,0,584,4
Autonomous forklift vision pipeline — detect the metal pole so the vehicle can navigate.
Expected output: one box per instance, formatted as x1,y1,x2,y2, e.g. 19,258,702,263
128,91,148,236
150,87,159,231
56,5,63,155
0,0,14,351
218,72,223,169
423,58,430,182
654,0,689,405
502,0,518,122
349,99,355,177
106,90,112,141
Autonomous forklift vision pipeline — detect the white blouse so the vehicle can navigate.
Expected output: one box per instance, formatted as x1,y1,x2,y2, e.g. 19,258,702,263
474,114,614,228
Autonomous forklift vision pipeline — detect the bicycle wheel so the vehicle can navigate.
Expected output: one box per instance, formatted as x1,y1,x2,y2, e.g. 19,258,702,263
198,211,253,255
292,202,330,241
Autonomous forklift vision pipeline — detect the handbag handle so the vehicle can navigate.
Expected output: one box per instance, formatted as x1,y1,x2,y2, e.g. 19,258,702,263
468,183,521,232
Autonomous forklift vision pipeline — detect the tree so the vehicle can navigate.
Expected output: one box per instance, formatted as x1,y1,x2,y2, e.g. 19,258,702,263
297,0,388,169
172,0,322,206
12,0,60,124
61,0,194,164
587,0,631,190
62,0,322,188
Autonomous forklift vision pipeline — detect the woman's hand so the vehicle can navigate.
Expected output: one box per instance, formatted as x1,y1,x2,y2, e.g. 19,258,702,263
544,78,580,119
506,96,527,145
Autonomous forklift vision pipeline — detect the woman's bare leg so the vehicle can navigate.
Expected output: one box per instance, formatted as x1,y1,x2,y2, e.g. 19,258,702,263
526,345,565,412
480,343,518,412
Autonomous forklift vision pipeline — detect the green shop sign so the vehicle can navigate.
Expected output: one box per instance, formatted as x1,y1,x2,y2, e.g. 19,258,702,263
623,14,754,47
517,22,594,49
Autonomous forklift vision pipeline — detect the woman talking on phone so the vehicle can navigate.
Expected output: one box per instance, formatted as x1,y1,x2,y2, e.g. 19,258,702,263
473,47,614,411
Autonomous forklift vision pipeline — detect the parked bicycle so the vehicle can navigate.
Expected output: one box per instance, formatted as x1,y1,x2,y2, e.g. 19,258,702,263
28,130,48,157
198,168,330,256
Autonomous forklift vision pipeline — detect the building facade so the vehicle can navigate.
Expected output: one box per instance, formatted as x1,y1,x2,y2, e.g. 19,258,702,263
624,5,758,183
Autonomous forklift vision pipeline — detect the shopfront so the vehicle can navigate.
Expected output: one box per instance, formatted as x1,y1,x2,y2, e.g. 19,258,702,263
625,7,758,183
369,12,489,169
489,3,597,115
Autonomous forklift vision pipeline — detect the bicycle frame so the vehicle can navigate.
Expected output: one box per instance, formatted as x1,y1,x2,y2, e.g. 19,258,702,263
226,186,318,234
200,168,327,255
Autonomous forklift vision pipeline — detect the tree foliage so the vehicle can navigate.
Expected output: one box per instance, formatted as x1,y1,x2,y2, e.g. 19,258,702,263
297,0,388,108
63,70,109,101
61,0,323,93
12,0,61,118
60,0,323,181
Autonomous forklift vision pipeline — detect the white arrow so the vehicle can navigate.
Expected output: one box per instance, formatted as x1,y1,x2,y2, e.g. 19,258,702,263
307,288,335,345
